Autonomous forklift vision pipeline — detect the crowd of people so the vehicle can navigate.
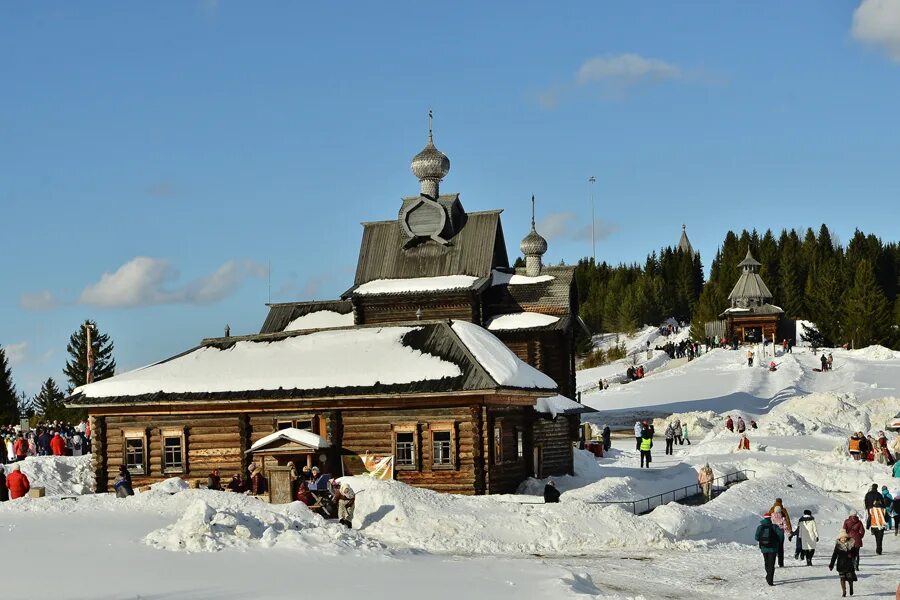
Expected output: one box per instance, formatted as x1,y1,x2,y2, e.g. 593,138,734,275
848,431,899,472
663,419,690,455
0,421,90,464
657,339,701,361
754,486,899,595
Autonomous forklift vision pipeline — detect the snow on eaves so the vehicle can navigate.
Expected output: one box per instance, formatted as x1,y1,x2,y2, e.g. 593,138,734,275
451,320,557,390
487,312,560,331
283,310,354,331
73,327,462,398
491,270,555,286
249,427,330,452
354,275,479,296
534,394,585,417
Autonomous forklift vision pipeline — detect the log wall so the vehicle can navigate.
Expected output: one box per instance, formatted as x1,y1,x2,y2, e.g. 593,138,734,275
533,415,575,477
341,405,479,495
355,294,478,325
484,406,528,494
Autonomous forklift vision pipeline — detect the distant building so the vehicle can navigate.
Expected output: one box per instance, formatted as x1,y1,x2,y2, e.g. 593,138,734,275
677,224,694,255
68,121,589,497
718,249,784,343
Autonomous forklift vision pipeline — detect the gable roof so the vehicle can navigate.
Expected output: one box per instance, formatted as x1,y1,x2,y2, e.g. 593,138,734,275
353,210,509,285
483,266,576,317
248,428,330,452
260,300,354,334
66,320,556,407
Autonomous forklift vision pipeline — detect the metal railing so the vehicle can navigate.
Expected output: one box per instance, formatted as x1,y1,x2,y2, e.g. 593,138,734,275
586,469,756,515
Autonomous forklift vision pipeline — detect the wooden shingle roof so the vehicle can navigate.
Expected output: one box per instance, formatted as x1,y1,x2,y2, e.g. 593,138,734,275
353,210,509,285
483,266,577,318
259,300,354,334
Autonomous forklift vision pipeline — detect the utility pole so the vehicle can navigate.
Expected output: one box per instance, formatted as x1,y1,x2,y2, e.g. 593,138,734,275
588,176,597,263
85,322,95,385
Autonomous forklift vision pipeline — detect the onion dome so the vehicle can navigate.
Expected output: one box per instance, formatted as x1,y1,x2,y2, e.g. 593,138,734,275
410,133,450,182
520,226,548,257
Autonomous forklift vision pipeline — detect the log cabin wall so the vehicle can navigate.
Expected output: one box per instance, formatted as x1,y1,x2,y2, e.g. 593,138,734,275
341,405,479,495
90,415,107,492
354,293,478,325
484,406,528,494
248,411,334,475
495,330,575,399
533,415,575,477
104,414,243,489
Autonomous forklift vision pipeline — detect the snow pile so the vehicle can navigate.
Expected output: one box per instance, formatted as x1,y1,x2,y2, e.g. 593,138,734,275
354,275,478,295
761,392,900,437
486,312,560,331
849,345,900,361
75,326,462,398
12,455,93,496
451,320,557,389
283,310,353,331
151,477,191,494
349,477,689,556
516,449,606,495
145,495,383,554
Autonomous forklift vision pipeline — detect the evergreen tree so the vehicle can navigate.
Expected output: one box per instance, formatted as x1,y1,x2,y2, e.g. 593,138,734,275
17,391,34,420
778,249,803,318
0,346,19,424
804,258,844,346
63,320,116,391
841,260,891,348
32,378,67,422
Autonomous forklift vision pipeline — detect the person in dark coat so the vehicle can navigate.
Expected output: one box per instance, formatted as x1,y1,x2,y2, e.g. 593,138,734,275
0,466,8,502
755,512,784,586
113,466,134,498
207,469,222,491
543,480,560,503
864,483,882,509
602,425,611,452
843,510,865,569
37,430,52,456
227,474,245,493
829,529,857,597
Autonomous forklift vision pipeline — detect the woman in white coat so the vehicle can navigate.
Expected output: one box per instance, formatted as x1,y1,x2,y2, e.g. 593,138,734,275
795,509,819,566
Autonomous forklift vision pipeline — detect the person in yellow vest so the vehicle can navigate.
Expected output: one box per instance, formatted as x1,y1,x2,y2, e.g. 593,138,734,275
639,434,653,468
868,498,887,555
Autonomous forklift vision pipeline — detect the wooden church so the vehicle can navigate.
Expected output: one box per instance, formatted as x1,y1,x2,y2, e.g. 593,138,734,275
68,122,588,498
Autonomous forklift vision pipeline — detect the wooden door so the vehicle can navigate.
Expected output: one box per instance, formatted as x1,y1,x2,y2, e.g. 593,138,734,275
267,466,293,504
532,445,543,478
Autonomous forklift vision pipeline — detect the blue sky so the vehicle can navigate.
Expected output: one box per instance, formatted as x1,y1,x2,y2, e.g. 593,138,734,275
3,1,900,396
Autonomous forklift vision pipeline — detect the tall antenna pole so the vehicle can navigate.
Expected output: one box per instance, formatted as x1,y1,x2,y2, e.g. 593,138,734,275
85,322,94,385
268,260,272,304
588,176,597,263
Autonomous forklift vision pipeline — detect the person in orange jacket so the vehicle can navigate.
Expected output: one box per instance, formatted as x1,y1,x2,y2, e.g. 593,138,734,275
13,435,28,461
6,464,30,500
50,432,66,456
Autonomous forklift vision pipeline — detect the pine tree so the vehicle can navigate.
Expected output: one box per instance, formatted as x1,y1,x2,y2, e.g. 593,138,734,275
0,346,19,424
842,260,891,348
17,391,34,420
32,378,67,421
778,250,804,318
63,320,116,391
804,258,844,346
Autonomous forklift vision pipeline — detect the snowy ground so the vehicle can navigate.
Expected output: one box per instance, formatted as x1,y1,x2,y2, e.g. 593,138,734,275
3,343,900,599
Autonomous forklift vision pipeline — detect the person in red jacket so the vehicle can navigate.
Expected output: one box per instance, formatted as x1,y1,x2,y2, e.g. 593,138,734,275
6,464,30,500
50,433,66,456
13,435,28,461
842,510,865,570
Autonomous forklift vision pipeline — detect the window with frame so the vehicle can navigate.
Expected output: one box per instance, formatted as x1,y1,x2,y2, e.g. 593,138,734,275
123,431,146,474
493,425,503,465
393,425,418,470
516,428,524,460
161,429,185,473
276,418,313,431
432,430,452,467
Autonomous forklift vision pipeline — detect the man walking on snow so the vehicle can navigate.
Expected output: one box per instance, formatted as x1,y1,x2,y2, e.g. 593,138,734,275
756,512,784,586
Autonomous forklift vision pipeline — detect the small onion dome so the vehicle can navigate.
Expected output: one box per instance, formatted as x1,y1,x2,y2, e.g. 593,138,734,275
411,135,450,182
520,226,548,257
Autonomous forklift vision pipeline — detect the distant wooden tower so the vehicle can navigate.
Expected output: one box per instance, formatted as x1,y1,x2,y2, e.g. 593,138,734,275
720,249,784,343
677,224,694,255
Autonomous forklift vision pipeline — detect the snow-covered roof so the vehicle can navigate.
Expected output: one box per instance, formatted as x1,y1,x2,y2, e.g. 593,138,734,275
534,394,589,417
284,310,354,331
491,270,555,286
69,321,557,405
486,312,561,331
451,320,557,389
248,428,329,452
353,275,479,296
72,326,461,400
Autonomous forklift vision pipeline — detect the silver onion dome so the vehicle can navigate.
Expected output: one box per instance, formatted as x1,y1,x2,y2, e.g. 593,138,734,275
520,227,548,257
411,134,450,182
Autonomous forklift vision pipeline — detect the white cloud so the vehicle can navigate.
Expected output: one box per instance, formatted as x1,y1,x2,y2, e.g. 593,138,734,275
4,342,28,365
537,53,689,107
79,257,267,308
575,54,683,86
536,212,617,243
853,0,900,62
19,290,58,311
